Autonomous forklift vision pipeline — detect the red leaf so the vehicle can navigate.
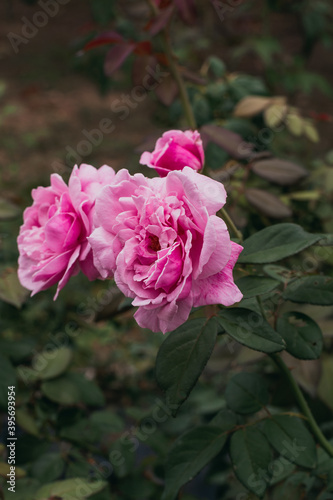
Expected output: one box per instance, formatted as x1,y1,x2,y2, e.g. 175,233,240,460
82,31,124,52
147,5,174,35
155,0,172,7
309,111,332,122
104,43,135,76
245,188,292,219
174,0,196,24
155,53,169,66
133,40,153,56
251,158,308,186
200,124,254,160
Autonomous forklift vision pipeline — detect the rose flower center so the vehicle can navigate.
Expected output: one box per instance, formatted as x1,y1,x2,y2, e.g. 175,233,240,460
148,234,161,252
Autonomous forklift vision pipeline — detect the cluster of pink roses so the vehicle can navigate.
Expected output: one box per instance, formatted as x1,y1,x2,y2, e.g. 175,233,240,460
18,130,242,333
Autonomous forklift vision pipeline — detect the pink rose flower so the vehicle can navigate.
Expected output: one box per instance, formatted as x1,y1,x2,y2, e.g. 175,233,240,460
17,163,115,298
89,167,242,333
139,129,204,177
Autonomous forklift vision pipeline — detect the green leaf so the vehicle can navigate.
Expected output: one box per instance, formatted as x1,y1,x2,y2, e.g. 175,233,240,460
16,408,39,436
0,338,36,363
304,121,319,143
208,56,226,77
109,439,135,479
263,415,317,468
269,458,295,486
193,96,212,126
218,308,285,353
0,462,26,478
225,372,269,414
61,410,124,445
236,275,280,299
35,478,107,499
3,478,40,500
32,452,65,483
0,354,16,409
60,419,98,445
314,446,333,487
209,409,238,428
286,112,303,136
162,422,235,500
283,276,333,305
19,346,73,382
118,474,157,499
35,346,72,379
229,427,272,497
276,312,323,360
41,373,105,407
156,317,218,415
90,410,124,433
318,356,333,411
15,435,50,465
0,266,29,308
238,224,322,264
204,142,230,169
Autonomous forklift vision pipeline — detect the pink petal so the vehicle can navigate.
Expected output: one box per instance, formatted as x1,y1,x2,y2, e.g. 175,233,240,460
88,226,117,278
79,248,101,281
192,241,243,307
195,215,231,280
181,167,227,214
54,246,81,299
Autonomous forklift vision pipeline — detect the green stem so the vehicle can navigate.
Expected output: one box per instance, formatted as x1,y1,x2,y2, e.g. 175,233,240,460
162,31,197,130
148,0,242,243
270,353,333,458
219,207,243,243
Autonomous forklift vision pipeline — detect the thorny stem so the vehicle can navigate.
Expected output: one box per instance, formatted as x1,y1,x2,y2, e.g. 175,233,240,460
146,0,196,129
270,353,333,458
257,297,333,457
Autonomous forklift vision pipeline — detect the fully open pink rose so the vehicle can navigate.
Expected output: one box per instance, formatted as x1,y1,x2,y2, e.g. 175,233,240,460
17,164,115,298
89,167,242,333
140,130,204,177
